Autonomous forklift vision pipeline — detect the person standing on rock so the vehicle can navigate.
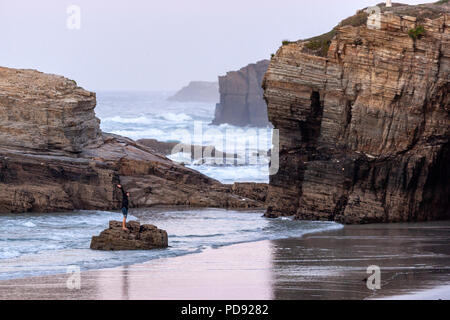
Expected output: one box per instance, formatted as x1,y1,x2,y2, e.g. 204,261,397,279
117,184,130,231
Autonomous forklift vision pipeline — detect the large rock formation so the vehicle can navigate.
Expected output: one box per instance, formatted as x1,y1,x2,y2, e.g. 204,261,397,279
168,81,219,103
0,69,102,153
0,67,265,214
263,3,449,224
212,60,271,127
90,220,168,250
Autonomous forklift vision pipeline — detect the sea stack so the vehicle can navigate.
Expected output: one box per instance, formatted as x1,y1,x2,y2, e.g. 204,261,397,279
263,3,449,224
212,60,270,127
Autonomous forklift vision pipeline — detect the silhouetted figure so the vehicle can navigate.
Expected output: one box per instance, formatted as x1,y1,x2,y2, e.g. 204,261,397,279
117,184,130,231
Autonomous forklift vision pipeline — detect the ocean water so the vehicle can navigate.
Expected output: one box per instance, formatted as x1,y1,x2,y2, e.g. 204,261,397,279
96,91,272,184
0,91,344,281
0,208,342,280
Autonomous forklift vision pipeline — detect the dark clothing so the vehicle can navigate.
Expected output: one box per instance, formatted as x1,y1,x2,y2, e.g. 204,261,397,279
119,187,129,209
122,207,128,218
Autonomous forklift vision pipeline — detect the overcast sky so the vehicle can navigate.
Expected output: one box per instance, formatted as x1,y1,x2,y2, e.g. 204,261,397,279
0,0,430,91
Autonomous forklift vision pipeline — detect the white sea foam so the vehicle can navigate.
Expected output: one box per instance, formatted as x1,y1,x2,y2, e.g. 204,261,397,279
111,129,166,140
186,164,270,184
0,249,21,259
104,113,193,125
103,115,154,125
22,221,36,228
160,113,193,122
0,210,343,280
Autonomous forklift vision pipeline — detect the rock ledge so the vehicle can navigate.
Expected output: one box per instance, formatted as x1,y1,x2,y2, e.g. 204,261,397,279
90,220,168,250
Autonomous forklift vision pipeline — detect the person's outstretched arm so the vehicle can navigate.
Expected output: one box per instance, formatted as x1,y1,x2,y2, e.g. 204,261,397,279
117,184,126,196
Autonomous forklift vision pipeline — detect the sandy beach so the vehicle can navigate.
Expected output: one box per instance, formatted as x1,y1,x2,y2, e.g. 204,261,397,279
1,221,449,300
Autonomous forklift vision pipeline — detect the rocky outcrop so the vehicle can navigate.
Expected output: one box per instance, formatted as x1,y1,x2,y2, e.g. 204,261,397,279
263,3,449,223
137,139,191,155
0,67,266,213
90,220,168,250
231,183,268,203
136,138,239,162
0,68,102,153
168,81,219,103
212,60,271,127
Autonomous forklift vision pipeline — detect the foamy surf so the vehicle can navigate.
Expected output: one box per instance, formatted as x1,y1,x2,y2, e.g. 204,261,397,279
0,209,342,280
95,91,272,183
22,221,36,228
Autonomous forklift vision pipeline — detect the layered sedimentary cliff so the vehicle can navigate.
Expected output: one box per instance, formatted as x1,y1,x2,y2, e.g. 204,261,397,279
264,3,449,223
168,81,219,103
0,67,265,213
212,60,270,127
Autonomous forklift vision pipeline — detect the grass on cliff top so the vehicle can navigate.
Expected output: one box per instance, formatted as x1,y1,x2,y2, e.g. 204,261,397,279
301,10,368,57
282,40,294,46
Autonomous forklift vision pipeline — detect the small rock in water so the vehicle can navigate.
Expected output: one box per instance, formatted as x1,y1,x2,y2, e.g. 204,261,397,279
90,220,168,251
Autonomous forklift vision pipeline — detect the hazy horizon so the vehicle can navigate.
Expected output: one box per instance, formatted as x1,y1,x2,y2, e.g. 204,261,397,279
1,0,431,91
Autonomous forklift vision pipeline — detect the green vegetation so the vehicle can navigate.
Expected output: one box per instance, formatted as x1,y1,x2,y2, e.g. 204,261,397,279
282,40,293,46
302,29,336,57
271,53,275,59
304,39,331,57
408,25,426,40
353,38,363,46
435,0,448,5
301,10,369,57
305,40,323,51
338,10,369,28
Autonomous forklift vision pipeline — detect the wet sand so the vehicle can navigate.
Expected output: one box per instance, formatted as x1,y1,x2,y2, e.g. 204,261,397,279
0,221,449,300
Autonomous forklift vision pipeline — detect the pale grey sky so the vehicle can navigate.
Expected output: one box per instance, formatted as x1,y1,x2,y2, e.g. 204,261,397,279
0,0,430,91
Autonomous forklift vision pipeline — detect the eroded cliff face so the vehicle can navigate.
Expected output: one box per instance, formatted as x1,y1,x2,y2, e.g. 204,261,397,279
212,60,270,127
0,67,265,213
263,3,449,223
0,68,101,153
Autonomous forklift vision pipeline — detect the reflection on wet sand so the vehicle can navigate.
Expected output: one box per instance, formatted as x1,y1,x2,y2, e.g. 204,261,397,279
0,222,449,300
270,222,450,299
91,242,274,300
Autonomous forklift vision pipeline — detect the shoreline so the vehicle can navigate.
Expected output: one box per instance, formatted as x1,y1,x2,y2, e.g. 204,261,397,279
0,221,449,300
0,214,342,282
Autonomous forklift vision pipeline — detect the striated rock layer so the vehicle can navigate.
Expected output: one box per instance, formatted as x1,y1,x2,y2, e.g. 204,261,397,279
212,60,271,127
0,68,101,153
0,67,265,213
263,3,449,223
